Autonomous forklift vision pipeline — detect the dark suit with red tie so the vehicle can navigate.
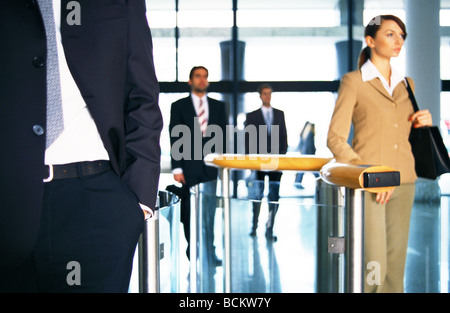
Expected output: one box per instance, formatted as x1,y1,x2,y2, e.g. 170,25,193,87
169,96,227,188
168,95,227,264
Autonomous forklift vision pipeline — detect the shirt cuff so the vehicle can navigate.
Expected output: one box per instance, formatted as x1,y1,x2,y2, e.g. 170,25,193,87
172,168,183,175
139,202,153,220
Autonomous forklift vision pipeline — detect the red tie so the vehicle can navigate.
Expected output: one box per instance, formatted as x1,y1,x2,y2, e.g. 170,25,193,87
198,99,207,136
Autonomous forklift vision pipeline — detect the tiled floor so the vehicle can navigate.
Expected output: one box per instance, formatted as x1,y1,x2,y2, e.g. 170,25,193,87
131,172,450,293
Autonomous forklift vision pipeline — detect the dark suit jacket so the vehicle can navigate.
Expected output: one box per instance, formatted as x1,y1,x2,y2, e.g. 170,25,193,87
0,0,162,267
245,107,288,155
169,95,227,187
298,122,316,155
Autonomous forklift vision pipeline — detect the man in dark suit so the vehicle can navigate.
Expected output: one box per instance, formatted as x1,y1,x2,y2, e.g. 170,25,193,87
0,0,162,292
168,66,227,267
245,84,288,241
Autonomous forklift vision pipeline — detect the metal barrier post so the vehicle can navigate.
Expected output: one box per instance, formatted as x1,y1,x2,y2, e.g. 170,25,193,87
315,179,344,293
139,196,160,293
189,185,200,293
220,168,232,293
344,188,365,293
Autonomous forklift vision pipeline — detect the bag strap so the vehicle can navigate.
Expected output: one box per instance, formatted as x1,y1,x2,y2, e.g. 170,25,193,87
405,77,420,112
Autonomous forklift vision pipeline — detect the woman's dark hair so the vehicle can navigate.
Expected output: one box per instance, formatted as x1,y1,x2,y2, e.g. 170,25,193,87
357,15,407,69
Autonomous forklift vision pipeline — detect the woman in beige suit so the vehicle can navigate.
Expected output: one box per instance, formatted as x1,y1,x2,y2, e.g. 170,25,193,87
327,15,432,293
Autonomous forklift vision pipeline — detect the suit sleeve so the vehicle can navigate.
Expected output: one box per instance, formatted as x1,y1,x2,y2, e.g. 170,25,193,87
244,113,253,154
327,74,361,163
219,101,228,153
122,0,163,210
169,101,184,171
279,111,288,154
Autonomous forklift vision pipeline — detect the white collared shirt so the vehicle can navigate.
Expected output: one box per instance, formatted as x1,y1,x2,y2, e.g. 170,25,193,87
44,1,109,165
361,59,405,96
49,3,152,216
260,105,273,123
191,93,208,121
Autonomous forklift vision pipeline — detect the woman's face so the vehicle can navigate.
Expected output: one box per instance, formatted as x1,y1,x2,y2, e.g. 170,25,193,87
367,19,405,60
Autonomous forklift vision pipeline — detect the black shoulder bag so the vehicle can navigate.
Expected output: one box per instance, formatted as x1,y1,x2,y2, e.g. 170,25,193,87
406,78,450,180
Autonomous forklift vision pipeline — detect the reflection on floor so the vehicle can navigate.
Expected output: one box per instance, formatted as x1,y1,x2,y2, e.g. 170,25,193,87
131,172,450,293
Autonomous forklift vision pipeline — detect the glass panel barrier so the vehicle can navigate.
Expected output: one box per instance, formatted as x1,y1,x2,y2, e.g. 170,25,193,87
189,172,344,293
131,190,181,293
130,174,448,293
188,172,449,293
158,190,181,293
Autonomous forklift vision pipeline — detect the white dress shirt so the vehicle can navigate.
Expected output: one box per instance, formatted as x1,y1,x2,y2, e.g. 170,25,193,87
45,2,151,217
44,1,109,165
261,105,273,131
361,59,405,96
260,105,273,123
192,93,209,122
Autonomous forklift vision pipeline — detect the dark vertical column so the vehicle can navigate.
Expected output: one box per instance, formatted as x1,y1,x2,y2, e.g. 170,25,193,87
219,0,246,195
219,39,245,195
335,0,363,79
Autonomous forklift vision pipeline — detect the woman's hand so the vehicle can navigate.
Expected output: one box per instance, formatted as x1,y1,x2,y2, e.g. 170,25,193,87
376,188,395,204
409,109,432,128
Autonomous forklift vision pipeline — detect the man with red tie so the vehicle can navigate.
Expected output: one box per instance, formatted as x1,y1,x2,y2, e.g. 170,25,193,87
168,66,227,269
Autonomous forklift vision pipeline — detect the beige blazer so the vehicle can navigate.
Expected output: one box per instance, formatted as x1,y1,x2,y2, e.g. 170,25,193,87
327,70,417,183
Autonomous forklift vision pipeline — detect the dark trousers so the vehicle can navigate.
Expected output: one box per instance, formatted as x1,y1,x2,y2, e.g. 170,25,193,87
0,169,145,293
177,184,192,257
166,181,217,262
251,171,282,234
165,184,190,257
